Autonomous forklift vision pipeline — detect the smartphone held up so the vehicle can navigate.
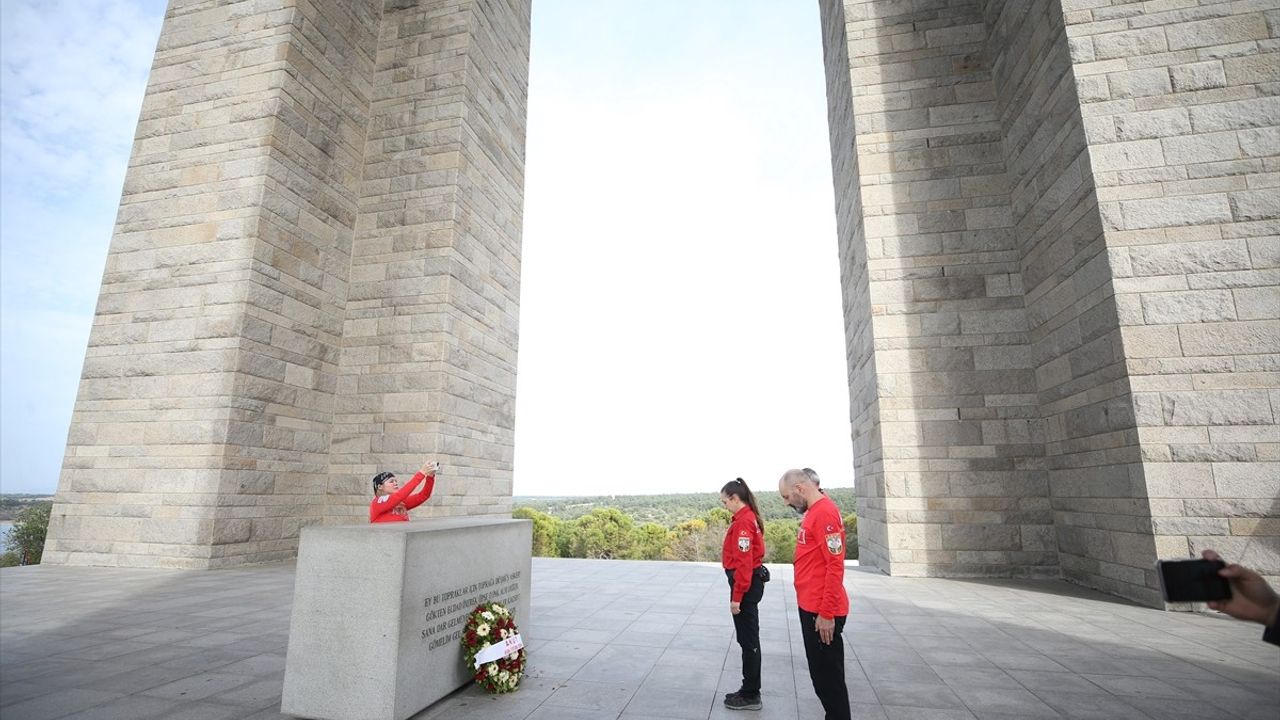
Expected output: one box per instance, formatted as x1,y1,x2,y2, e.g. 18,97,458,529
1157,558,1233,603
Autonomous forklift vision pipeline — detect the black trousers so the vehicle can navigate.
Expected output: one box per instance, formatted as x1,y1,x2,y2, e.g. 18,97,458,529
798,608,849,720
725,569,765,696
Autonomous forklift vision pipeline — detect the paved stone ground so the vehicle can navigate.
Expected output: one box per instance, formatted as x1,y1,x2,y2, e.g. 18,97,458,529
1,558,1276,720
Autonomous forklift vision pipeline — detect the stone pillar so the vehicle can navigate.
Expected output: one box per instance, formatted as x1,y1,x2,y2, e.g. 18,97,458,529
824,0,1278,603
984,0,1159,603
1061,1,1280,592
818,0,889,570
326,0,529,523
820,0,1054,579
45,0,530,569
281,518,532,720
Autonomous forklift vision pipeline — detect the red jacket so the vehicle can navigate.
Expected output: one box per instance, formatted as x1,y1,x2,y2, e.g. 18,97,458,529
369,472,434,523
793,495,848,618
721,506,764,602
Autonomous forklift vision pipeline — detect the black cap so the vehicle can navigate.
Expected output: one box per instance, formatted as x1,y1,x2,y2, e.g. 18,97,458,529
372,472,396,491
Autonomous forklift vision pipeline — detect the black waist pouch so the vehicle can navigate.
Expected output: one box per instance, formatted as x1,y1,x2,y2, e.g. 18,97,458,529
754,566,771,583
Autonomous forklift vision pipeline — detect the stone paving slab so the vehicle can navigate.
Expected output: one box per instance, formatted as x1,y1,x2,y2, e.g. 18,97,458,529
1,558,1276,719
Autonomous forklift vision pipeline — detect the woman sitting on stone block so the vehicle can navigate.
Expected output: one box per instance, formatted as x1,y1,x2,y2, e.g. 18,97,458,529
369,459,439,522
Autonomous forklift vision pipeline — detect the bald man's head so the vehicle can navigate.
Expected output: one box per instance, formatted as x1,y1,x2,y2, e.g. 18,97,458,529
778,469,816,513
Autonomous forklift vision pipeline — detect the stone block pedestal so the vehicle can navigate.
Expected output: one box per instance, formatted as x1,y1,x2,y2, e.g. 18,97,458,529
281,518,532,720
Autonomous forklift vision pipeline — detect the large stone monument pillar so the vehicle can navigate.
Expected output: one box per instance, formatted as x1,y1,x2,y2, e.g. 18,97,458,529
820,0,1053,581
822,0,1278,604
44,0,530,569
1055,0,1279,598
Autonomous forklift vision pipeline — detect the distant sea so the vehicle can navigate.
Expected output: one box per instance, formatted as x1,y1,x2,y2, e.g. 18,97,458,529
0,521,11,545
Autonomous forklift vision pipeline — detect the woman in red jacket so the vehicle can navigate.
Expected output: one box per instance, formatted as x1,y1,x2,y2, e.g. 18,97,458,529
720,477,767,711
369,459,439,523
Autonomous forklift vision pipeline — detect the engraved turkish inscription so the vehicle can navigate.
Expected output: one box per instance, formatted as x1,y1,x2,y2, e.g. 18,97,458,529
420,571,522,650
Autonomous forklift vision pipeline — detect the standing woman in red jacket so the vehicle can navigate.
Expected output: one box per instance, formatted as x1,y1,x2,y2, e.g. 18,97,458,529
369,459,439,523
720,477,767,711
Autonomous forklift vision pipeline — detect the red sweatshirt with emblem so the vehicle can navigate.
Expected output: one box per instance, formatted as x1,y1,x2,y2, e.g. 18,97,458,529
721,506,765,602
369,472,434,523
793,495,849,618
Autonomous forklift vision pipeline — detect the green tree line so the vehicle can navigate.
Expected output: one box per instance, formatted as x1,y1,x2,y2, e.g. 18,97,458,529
0,494,54,521
1,502,51,567
513,503,858,563
515,487,858,525
0,493,859,568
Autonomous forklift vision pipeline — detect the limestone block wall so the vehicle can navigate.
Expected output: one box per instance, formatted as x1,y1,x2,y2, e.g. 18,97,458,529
823,0,1054,578
47,0,530,568
47,0,379,568
984,0,1157,603
819,0,888,570
326,0,529,523
1062,0,1280,585
326,0,474,520
827,0,1277,600
216,0,382,563
446,0,529,512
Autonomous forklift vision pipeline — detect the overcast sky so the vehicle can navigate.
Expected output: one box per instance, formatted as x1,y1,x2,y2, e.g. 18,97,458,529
0,0,853,497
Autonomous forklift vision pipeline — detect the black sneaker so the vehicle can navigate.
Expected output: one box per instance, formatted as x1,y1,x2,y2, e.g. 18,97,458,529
724,693,762,711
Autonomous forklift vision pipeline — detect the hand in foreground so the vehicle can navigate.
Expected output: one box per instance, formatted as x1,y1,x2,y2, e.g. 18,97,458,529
815,614,835,645
420,459,440,476
1202,549,1280,626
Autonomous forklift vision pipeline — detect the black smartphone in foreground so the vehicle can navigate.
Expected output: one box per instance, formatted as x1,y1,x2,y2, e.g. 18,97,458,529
1157,558,1232,603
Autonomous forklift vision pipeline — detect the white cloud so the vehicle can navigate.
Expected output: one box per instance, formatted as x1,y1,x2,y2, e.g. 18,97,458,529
0,0,162,199
0,0,165,493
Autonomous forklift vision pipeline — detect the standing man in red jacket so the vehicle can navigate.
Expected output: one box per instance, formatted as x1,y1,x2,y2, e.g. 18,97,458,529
370,459,439,523
779,468,850,720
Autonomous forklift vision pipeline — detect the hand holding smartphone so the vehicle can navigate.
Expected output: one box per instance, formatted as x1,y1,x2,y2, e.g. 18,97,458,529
1157,558,1233,603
